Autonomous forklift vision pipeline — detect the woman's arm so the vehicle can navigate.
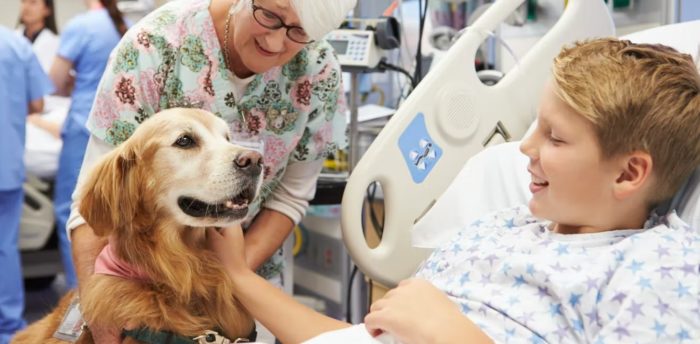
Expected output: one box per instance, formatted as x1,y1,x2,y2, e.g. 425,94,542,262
27,113,61,138
245,159,323,269
243,208,294,270
207,227,350,343
48,56,74,97
28,98,44,114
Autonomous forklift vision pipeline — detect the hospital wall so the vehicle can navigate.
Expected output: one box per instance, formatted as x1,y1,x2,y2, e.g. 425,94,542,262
0,0,170,32
0,0,84,31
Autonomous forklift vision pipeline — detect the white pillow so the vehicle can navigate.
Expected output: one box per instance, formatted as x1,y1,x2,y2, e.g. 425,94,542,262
412,141,530,248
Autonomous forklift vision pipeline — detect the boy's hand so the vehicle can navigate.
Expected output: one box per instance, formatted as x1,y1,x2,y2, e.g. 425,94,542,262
206,225,248,275
364,278,491,344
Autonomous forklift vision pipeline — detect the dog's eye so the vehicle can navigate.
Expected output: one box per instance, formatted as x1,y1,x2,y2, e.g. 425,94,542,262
174,135,196,148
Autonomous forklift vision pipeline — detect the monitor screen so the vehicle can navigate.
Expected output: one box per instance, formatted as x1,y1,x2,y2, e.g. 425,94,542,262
328,39,350,54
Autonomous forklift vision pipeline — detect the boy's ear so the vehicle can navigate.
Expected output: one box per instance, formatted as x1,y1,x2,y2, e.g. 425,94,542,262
613,151,653,200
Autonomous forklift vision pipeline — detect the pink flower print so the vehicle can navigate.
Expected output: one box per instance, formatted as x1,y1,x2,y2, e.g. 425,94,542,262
92,91,121,129
262,135,290,179
136,30,151,49
197,70,215,97
230,120,245,135
263,67,282,83
115,75,137,105
200,18,218,55
138,70,160,107
313,122,333,153
291,77,312,112
245,108,267,134
165,22,189,46
335,84,348,113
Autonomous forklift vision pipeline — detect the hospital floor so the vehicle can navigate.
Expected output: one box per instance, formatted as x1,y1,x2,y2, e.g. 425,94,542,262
24,273,70,323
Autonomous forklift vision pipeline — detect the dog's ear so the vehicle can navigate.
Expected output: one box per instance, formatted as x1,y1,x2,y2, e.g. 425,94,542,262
79,142,143,237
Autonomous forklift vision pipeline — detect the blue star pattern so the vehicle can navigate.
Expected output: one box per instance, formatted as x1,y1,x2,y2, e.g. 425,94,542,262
415,206,700,342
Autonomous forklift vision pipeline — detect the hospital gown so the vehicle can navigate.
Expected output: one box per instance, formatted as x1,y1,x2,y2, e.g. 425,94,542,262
416,205,700,343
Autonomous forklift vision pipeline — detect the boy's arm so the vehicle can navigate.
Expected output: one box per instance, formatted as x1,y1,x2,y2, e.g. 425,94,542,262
49,57,74,97
207,227,351,343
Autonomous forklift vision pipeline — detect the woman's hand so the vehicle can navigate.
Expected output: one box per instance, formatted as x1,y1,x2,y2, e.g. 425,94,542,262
206,224,249,276
364,278,492,344
86,324,121,344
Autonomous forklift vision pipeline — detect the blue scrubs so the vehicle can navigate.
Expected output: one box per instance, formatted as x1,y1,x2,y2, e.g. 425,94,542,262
0,26,53,343
54,9,124,289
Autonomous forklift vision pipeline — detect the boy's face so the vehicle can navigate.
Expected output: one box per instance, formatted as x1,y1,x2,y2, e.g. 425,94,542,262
520,82,621,232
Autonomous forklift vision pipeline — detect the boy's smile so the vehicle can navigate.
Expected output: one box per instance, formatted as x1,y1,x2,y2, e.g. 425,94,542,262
527,169,549,194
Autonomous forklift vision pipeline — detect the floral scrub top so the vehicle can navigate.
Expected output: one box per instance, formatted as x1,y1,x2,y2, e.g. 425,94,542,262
86,0,347,279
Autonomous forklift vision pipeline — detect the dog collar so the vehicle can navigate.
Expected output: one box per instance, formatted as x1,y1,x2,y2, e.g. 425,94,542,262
122,327,257,344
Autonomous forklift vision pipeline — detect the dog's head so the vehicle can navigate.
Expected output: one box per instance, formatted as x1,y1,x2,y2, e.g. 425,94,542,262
79,108,263,236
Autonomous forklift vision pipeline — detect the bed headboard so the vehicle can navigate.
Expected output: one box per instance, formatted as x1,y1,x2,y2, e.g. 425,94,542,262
340,0,615,287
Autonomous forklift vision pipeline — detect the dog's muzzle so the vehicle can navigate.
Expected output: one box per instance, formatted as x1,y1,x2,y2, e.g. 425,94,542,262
177,186,256,219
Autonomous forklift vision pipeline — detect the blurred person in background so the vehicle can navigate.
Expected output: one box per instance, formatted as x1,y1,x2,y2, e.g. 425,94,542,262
49,0,128,290
0,25,54,344
17,0,68,181
17,0,59,72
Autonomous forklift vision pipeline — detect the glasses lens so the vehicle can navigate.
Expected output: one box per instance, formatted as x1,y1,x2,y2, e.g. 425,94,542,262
287,27,311,44
254,8,281,28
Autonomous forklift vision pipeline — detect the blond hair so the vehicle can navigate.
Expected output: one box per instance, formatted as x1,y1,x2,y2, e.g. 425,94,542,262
553,38,700,204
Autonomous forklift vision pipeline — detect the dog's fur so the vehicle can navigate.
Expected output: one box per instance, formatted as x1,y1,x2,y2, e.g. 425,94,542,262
13,108,264,343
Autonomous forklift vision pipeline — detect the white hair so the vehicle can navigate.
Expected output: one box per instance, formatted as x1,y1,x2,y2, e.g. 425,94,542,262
291,0,357,41
233,0,357,42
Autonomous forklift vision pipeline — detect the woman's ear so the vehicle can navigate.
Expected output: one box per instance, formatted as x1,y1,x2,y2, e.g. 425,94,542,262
613,151,653,200
78,143,141,237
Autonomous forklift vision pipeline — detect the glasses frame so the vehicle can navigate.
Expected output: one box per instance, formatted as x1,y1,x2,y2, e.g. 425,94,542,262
250,0,314,44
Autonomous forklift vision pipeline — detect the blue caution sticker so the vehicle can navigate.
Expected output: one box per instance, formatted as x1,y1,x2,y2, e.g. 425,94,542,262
398,113,442,183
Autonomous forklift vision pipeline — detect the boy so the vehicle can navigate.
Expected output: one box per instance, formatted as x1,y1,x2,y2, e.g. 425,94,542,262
366,37,700,343
209,38,700,343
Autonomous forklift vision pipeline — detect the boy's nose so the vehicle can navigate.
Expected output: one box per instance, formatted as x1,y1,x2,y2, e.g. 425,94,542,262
519,134,537,159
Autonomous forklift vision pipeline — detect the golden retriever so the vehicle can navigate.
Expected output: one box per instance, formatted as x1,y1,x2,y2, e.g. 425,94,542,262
13,108,263,343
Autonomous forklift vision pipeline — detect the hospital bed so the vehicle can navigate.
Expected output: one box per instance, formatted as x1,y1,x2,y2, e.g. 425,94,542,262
340,0,700,288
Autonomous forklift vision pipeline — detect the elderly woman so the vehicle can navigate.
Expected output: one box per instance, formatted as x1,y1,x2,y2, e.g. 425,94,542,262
66,0,355,342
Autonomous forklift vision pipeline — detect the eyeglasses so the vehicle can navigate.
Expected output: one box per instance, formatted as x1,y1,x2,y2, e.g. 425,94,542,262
251,0,313,44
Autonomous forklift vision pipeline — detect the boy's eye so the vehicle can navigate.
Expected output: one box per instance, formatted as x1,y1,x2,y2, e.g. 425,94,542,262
548,134,564,144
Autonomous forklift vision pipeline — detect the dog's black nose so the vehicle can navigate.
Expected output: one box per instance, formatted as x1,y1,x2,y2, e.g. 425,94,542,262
234,150,263,175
